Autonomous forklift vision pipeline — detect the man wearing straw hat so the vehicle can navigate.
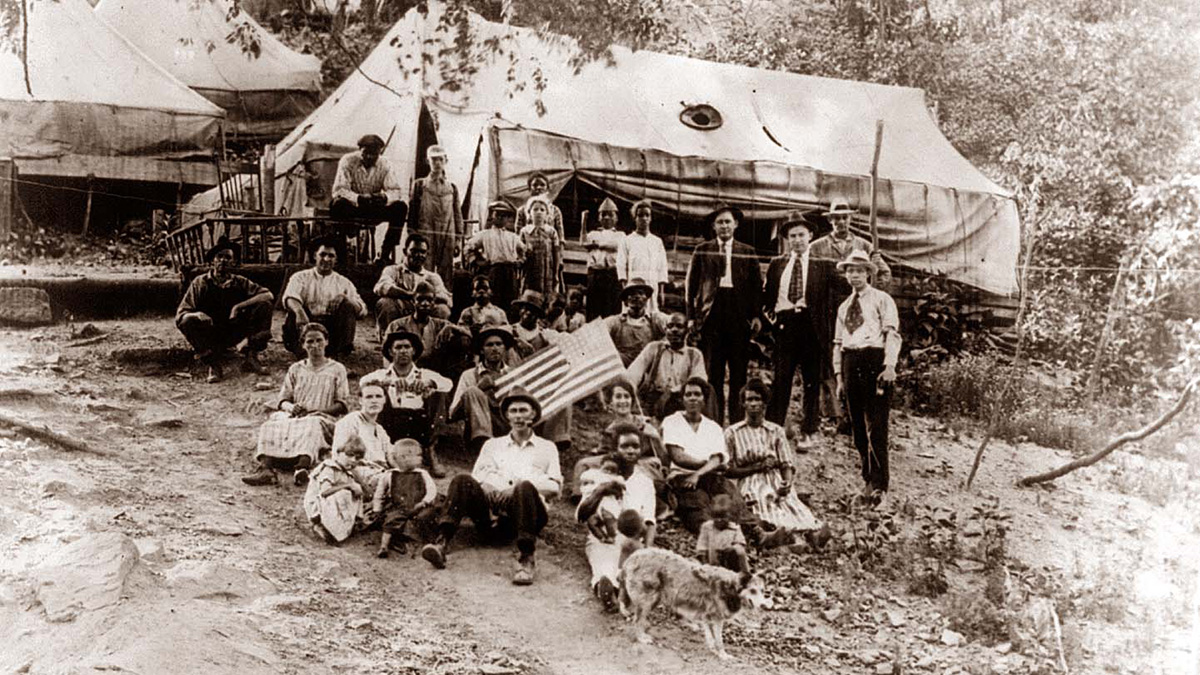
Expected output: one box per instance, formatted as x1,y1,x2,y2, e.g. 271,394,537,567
421,385,561,586
367,328,454,477
810,199,891,432
330,134,407,264
407,145,464,283
832,249,900,507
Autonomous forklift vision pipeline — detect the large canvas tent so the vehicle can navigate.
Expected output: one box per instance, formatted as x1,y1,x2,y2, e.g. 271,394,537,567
274,2,1019,294
95,0,323,139
1,0,224,186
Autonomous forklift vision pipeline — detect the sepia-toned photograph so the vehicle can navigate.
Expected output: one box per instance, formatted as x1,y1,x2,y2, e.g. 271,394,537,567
1,0,1197,672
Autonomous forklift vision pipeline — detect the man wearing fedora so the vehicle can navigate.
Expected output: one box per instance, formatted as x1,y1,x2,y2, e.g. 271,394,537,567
330,134,407,264
176,237,274,383
584,197,625,320
407,145,464,284
465,201,526,311
685,204,764,424
282,236,369,358
421,385,561,586
366,329,454,477
810,199,892,432
605,277,669,367
616,199,669,314
832,249,900,506
763,211,825,442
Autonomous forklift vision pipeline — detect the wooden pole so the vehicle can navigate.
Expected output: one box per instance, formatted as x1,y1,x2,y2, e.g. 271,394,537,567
868,120,884,251
0,158,13,241
260,144,276,214
81,174,95,236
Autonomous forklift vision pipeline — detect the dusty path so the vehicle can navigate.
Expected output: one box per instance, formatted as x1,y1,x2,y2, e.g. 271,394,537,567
1,317,1196,674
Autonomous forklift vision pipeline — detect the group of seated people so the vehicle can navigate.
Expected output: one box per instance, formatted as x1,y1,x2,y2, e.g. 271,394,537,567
174,193,879,602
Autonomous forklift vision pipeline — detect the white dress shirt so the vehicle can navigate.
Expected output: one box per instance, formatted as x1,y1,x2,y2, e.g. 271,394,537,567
774,250,809,313
719,239,734,288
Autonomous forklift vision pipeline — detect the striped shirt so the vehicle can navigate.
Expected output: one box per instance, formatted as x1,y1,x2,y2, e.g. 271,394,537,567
724,419,794,470
331,152,403,204
280,359,350,412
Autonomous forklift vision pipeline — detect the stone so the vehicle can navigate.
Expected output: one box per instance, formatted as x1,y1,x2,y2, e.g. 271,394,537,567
348,618,373,630
887,609,907,627
0,287,53,326
822,608,843,623
875,663,896,675
164,560,276,601
134,538,167,563
940,629,964,647
200,523,244,537
995,642,1013,654
140,414,185,429
915,655,935,668
30,532,141,622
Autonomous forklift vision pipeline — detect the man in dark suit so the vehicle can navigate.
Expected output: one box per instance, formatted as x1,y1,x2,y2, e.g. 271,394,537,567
763,211,825,442
685,205,763,424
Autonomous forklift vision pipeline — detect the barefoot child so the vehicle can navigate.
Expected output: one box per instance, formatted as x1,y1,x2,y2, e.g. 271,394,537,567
304,436,365,543
373,438,439,558
695,494,749,573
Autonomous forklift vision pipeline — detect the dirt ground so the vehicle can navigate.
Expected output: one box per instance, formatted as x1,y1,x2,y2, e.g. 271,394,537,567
0,310,1196,674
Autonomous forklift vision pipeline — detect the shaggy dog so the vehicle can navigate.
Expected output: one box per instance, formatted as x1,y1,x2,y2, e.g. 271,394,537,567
618,547,772,659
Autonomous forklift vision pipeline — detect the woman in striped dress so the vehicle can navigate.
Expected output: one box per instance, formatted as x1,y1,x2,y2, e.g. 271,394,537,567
244,323,351,486
725,379,820,536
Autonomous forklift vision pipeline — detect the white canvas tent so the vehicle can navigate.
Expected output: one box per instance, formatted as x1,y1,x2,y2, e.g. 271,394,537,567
274,2,1019,294
1,0,225,186
95,0,323,138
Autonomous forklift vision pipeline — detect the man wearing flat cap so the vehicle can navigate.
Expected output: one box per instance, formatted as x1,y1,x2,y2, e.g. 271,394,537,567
685,204,763,424
583,198,624,320
809,199,891,432
407,145,464,284
176,236,274,383
763,211,826,442
465,200,526,311
330,134,407,264
422,384,561,586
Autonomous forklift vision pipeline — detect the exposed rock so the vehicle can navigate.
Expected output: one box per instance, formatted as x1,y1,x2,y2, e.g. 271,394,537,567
139,413,185,429
163,560,276,601
822,608,843,623
0,288,53,326
134,538,166,563
940,629,964,647
30,532,141,622
887,609,907,627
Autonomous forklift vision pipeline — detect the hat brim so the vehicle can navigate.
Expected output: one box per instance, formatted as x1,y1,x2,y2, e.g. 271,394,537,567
512,301,544,317
473,327,515,352
204,242,239,263
500,393,542,423
781,218,818,235
836,258,876,272
826,207,857,216
382,331,425,361
705,205,744,227
619,284,654,301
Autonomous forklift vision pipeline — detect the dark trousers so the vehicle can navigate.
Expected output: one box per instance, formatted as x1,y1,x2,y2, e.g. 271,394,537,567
842,347,890,492
283,297,358,357
479,262,521,314
177,301,273,359
701,289,751,424
671,472,750,535
586,268,620,320
330,198,407,263
438,476,548,558
768,308,822,434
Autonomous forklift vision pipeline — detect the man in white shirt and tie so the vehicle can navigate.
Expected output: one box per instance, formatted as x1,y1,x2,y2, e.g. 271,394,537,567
763,212,823,442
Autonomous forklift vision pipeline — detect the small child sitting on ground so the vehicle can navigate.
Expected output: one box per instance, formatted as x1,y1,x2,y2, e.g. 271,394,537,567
304,436,366,544
578,454,626,542
373,438,439,558
695,494,749,573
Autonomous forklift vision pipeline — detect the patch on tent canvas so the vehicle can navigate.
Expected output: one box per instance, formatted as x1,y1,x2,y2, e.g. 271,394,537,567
679,104,723,130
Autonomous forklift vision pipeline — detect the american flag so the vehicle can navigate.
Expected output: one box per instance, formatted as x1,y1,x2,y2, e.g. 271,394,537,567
494,319,625,419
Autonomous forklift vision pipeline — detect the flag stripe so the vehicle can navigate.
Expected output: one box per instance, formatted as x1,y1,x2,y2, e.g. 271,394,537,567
542,361,625,416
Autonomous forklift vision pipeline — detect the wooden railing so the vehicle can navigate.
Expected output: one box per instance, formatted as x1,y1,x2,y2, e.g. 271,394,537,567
166,216,379,272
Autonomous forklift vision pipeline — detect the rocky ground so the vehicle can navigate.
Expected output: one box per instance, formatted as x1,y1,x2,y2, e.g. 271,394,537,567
0,310,1196,675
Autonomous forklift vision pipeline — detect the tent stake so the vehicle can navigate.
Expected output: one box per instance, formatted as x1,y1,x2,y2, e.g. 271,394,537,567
81,174,95,236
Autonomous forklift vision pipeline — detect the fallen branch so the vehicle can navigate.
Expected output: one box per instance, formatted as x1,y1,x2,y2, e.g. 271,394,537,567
65,333,109,348
0,411,107,456
1017,377,1198,487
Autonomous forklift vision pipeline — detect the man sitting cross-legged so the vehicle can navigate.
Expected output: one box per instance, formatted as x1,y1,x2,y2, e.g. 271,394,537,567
420,386,562,586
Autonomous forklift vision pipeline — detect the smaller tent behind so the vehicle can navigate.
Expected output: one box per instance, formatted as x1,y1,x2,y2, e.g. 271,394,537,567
95,0,322,139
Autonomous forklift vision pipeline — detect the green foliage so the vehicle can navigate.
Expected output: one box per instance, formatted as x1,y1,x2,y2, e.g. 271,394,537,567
902,278,992,355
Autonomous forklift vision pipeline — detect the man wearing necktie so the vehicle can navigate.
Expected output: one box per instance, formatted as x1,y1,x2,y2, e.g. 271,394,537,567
763,212,823,442
685,205,763,424
832,250,901,507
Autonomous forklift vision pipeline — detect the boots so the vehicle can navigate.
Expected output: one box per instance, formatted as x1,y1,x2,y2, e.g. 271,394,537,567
425,443,447,478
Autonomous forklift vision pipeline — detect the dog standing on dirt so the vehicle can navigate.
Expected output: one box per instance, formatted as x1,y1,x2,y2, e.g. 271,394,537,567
618,547,773,659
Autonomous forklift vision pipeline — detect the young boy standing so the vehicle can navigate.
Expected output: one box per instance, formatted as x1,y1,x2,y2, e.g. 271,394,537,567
831,249,901,507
